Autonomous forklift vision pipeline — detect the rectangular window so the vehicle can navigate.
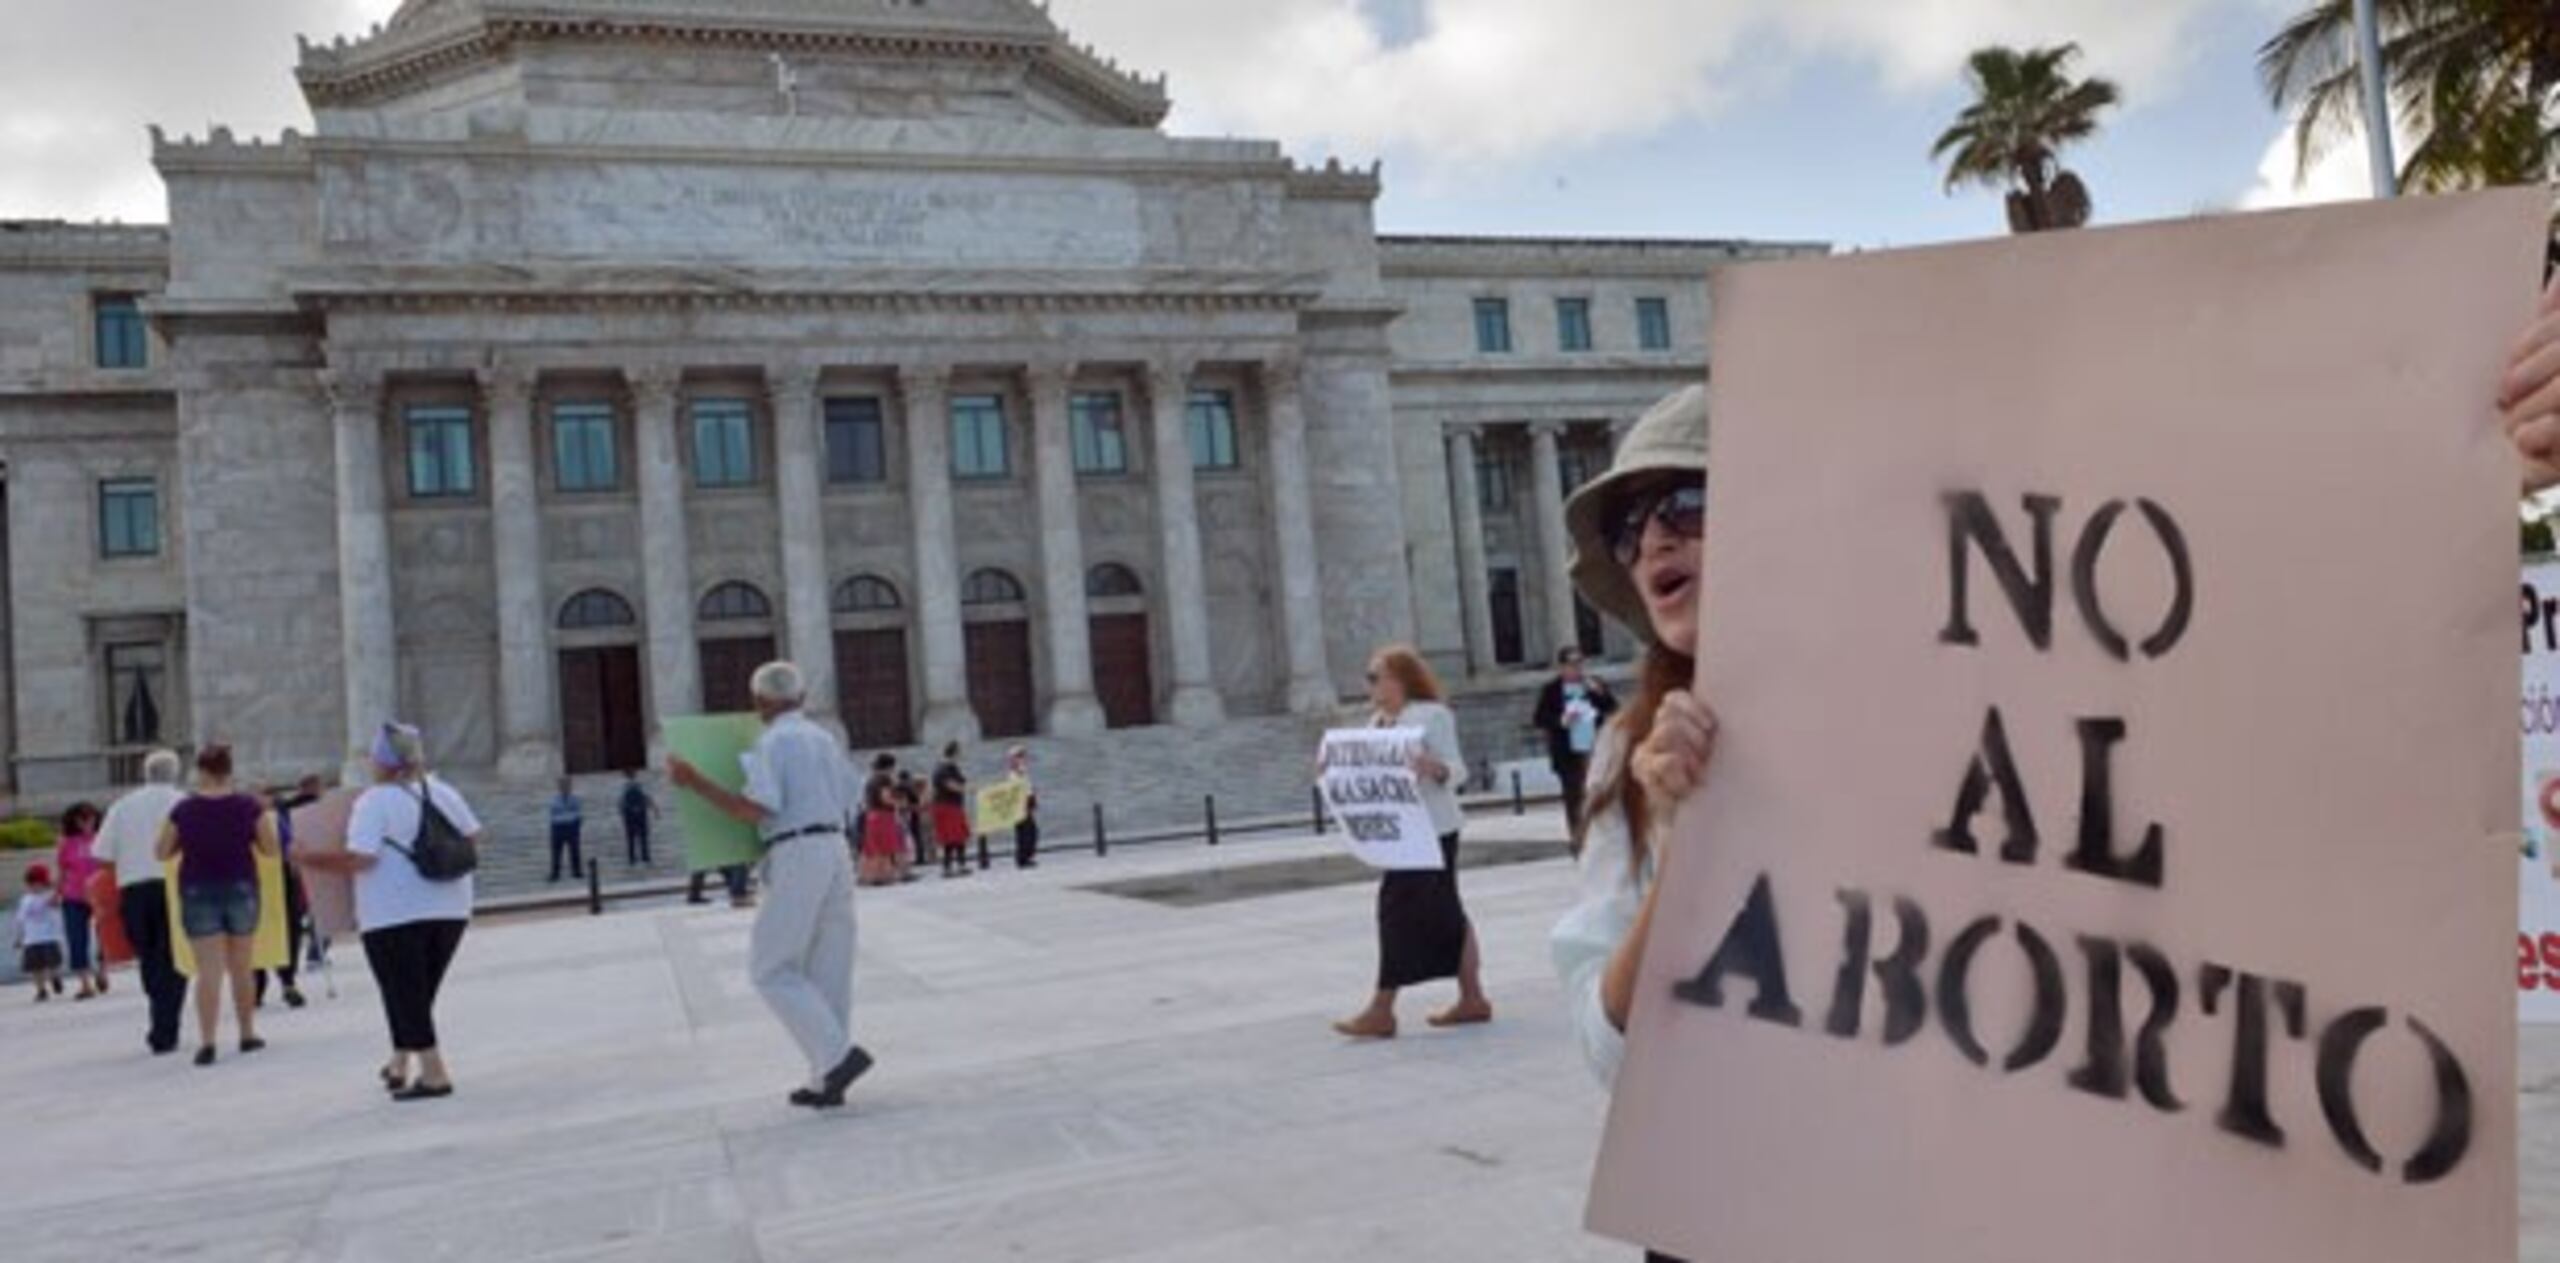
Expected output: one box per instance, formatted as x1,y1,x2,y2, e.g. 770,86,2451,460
1071,392,1129,474
1187,390,1240,471
690,398,755,488
1477,455,1514,513
1637,297,1673,351
551,401,619,493
105,642,167,746
1474,298,1513,354
1557,298,1594,352
97,479,159,558
950,394,1010,480
825,398,888,485
93,295,146,370
405,405,476,499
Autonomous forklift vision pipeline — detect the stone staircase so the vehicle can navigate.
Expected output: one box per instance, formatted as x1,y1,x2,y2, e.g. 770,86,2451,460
448,711,1344,901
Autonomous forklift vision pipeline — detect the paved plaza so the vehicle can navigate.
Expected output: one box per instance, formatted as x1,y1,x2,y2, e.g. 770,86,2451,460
6,809,2560,1262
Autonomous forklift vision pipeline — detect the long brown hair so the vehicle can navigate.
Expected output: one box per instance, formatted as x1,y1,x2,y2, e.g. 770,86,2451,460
1577,644,1695,871
1368,644,1445,705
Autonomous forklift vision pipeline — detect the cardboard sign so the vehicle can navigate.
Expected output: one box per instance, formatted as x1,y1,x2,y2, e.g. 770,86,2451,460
1318,727,1445,871
664,713,767,873
1589,191,2545,1263
974,776,1032,835
289,788,362,939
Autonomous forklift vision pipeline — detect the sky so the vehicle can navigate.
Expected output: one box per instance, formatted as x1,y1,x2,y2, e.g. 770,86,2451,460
0,0,2382,248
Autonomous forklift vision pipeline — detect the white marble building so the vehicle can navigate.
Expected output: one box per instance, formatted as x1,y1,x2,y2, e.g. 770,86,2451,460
0,0,1820,797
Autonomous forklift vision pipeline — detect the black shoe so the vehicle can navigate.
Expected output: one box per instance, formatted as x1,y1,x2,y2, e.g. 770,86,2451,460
240,1037,267,1054
392,1082,454,1102
284,989,306,1009
149,1038,177,1056
380,1065,407,1092
193,1047,216,1067
685,895,710,905
821,1046,874,1097
787,1087,843,1109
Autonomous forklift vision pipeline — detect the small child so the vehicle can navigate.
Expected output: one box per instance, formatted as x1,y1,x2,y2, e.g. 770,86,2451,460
14,864,65,1002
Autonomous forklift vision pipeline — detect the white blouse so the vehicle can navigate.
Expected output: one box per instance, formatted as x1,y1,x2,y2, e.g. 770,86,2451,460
1374,700,1470,837
1549,722,1650,1086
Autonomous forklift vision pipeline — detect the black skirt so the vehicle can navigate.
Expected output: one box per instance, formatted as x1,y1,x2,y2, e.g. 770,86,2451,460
1375,831,1468,990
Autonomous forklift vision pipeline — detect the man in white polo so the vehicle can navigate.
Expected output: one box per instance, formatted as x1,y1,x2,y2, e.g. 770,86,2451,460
668,661,871,1108
89,749,189,1054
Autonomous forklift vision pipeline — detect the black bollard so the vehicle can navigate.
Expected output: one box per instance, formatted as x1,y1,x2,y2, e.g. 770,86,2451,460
587,862,604,916
977,833,991,871
1512,769,1524,816
1205,795,1220,847
1093,802,1108,857
1311,785,1326,835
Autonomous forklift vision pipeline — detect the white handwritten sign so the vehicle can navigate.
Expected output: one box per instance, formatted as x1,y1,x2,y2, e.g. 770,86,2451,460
1318,727,1445,871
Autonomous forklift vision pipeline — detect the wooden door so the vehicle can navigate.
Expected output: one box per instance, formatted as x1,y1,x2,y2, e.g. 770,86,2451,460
835,628,914,749
1089,613,1155,728
964,620,1035,739
698,636,778,715
560,646,645,774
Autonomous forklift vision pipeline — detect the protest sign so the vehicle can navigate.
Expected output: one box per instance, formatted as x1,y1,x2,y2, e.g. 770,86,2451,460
664,713,766,872
2520,559,2560,1023
974,776,1031,835
1588,190,2545,1263
1318,727,1444,871
290,787,362,939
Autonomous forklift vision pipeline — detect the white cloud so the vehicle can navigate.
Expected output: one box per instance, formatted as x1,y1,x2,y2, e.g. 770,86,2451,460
1052,0,2233,165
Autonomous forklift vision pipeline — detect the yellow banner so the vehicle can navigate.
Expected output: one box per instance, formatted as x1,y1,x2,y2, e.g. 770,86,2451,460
973,776,1031,835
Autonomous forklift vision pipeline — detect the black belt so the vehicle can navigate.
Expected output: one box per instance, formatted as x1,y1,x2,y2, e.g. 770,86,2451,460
763,823,843,847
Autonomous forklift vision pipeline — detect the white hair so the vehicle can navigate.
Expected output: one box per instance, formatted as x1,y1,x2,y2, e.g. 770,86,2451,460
750,660,806,705
141,749,183,785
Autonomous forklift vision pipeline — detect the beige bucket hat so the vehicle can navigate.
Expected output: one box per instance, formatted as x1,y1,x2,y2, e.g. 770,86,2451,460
1563,384,1708,640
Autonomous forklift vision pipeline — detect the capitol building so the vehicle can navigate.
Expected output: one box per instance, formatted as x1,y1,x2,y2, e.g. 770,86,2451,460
0,0,1816,798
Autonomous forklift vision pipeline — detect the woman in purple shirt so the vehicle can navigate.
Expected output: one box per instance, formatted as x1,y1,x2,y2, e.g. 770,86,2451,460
154,744,280,1066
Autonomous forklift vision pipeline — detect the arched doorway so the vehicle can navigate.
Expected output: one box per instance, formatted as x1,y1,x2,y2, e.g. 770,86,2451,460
962,568,1035,739
697,581,778,714
1085,563,1154,728
832,575,913,749
556,589,645,773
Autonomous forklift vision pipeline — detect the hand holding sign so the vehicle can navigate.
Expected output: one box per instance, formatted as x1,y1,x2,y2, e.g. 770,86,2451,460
2500,274,2560,493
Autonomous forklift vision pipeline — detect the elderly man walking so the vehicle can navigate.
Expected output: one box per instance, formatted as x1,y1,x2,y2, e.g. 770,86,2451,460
89,750,189,1054
668,661,872,1109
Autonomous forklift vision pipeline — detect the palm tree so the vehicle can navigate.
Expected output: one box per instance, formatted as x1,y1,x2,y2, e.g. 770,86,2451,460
2259,0,2557,194
1933,44,2123,234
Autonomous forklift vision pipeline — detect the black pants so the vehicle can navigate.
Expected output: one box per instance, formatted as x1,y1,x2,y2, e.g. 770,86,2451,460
361,919,467,1052
548,821,584,881
120,880,187,1051
687,866,749,901
1014,818,1040,868
1555,751,1591,845
623,816,651,865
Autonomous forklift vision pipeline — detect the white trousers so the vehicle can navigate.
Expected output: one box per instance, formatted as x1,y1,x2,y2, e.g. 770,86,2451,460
750,835,858,1082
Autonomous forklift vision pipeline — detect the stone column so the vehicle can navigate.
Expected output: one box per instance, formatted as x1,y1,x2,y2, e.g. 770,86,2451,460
1028,362,1104,734
1445,425,1497,675
483,363,560,781
1261,355,1335,714
769,365,838,724
1528,421,1579,663
629,366,699,736
1145,354,1224,727
903,364,980,746
325,369,397,785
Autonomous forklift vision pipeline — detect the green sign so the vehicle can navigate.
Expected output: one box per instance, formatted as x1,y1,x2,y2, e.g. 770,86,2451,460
663,712,766,873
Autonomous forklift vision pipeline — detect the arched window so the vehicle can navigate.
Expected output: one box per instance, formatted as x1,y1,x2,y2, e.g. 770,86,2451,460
834,575,903,614
1086,564,1144,598
557,589,637,630
698,581,773,622
962,569,1026,606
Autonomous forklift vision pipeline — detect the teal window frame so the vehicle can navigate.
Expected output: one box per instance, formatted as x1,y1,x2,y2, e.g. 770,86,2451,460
690,398,756,488
1557,298,1593,352
1636,297,1673,351
551,401,619,493
950,394,1010,480
1187,390,1240,471
405,405,477,499
1473,298,1513,353
93,295,146,369
824,398,888,486
1070,392,1129,474
98,478,160,558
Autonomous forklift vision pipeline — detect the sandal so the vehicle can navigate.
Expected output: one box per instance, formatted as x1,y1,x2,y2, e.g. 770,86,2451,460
392,1082,454,1102
1427,1001,1495,1028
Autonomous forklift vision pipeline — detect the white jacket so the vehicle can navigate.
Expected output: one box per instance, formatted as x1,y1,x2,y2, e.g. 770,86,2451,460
1548,724,1648,1086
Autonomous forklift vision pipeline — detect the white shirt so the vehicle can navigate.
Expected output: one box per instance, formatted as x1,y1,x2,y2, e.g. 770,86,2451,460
93,783,183,888
1549,724,1646,1087
740,710,860,840
1375,700,1469,836
347,776,482,932
14,891,63,948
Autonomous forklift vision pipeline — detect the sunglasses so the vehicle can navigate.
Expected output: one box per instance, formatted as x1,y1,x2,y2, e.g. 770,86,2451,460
1607,482,1707,568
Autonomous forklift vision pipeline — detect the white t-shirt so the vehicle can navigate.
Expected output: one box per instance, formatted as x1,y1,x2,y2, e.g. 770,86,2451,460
347,776,482,932
14,891,63,948
94,783,183,888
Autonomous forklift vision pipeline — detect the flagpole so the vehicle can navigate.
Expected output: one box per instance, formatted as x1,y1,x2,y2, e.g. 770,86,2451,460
2352,0,2399,198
